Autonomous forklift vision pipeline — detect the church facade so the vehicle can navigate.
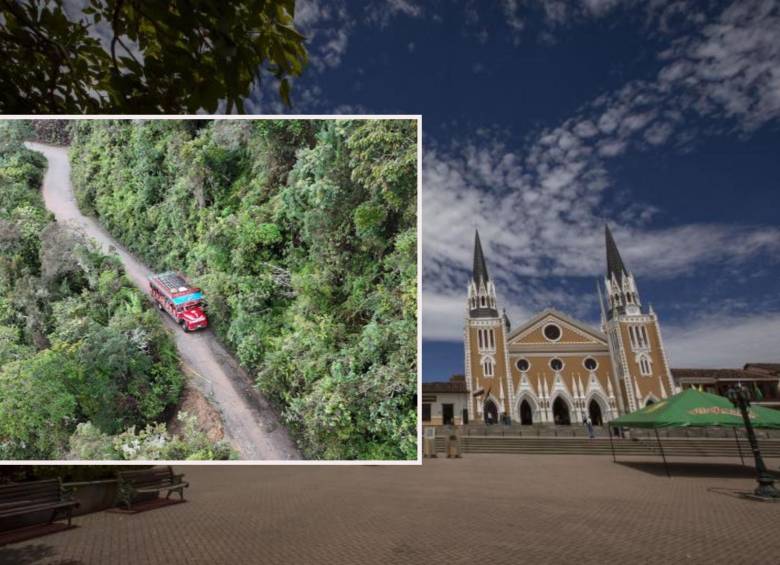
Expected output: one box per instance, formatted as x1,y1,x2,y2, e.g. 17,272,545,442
464,226,677,426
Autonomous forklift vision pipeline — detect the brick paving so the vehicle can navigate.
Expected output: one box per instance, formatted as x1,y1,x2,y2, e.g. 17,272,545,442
2,455,780,565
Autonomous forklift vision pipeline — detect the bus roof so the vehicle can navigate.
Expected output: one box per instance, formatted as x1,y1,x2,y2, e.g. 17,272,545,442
149,271,199,296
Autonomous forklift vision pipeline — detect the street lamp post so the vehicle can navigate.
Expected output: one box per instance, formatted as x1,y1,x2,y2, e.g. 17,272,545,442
726,384,779,500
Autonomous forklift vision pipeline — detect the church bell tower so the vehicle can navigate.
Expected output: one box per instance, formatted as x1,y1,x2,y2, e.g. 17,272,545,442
464,231,511,424
599,225,676,413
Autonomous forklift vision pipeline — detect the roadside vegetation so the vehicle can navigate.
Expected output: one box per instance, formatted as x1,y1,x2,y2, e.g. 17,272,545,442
67,119,418,459
0,122,232,460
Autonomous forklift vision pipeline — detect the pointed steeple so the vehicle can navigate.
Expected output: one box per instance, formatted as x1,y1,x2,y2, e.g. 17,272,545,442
473,229,490,284
467,229,498,318
605,224,628,282
603,224,642,319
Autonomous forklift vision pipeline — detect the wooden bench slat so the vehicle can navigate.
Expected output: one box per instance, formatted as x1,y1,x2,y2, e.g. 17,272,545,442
116,466,188,510
0,479,78,527
0,500,78,518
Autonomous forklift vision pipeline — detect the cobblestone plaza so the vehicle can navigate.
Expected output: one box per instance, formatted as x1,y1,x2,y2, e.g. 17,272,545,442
2,455,779,564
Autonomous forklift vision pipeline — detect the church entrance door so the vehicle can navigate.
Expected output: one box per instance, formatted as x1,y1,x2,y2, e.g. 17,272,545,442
520,400,533,425
484,399,498,425
552,397,571,425
588,399,603,426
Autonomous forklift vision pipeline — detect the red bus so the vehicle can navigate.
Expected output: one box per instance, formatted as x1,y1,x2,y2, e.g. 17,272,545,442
148,272,208,332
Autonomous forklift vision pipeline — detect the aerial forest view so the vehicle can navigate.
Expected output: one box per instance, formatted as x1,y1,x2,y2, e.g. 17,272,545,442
0,119,418,461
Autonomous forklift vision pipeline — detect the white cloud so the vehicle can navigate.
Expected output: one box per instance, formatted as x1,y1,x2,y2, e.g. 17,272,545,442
295,0,353,71
422,290,467,342
664,313,780,368
364,0,424,27
657,0,780,131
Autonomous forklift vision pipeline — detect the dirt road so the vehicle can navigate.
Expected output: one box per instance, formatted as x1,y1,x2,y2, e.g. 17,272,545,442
27,142,300,460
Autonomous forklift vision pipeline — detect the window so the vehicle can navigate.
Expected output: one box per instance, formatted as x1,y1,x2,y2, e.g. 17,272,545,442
483,358,494,377
550,358,564,371
478,329,495,351
630,325,649,348
639,355,651,376
584,357,598,371
422,403,431,422
480,295,486,307
517,358,530,372
543,323,562,342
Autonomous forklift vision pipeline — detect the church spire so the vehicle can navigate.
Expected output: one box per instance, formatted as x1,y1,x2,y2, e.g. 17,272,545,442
605,224,628,282
603,224,641,319
467,229,498,318
473,229,490,284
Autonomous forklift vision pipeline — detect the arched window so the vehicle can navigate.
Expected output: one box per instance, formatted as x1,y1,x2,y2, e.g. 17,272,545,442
639,355,651,376
483,358,494,377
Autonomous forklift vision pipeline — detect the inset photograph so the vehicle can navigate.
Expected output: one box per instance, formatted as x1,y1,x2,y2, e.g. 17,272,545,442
0,117,419,462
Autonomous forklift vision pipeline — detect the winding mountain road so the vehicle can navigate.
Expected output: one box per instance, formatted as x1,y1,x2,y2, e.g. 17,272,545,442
27,142,300,460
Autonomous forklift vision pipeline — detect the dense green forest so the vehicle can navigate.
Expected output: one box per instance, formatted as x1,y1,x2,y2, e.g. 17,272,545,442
0,122,231,460
67,119,418,459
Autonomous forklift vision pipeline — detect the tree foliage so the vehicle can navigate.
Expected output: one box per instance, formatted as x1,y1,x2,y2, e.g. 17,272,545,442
69,119,418,459
0,0,307,113
0,130,204,460
69,413,235,460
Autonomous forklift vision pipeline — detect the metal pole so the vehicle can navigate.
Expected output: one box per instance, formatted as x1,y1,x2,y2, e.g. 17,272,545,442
733,427,745,466
655,428,670,478
729,386,779,499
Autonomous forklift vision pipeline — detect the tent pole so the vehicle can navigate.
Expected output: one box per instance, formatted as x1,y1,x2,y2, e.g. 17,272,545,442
734,427,745,466
655,428,670,478
609,426,616,463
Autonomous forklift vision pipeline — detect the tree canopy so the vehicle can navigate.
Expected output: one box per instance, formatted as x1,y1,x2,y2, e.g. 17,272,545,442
0,0,307,113
0,122,231,460
69,119,418,459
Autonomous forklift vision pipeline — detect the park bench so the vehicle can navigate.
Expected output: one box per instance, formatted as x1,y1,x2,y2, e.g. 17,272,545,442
0,478,79,528
116,466,189,511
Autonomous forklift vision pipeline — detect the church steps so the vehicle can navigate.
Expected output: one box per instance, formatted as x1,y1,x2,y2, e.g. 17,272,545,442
433,437,780,457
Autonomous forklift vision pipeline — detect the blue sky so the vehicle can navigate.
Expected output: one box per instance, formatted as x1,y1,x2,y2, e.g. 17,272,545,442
269,0,780,380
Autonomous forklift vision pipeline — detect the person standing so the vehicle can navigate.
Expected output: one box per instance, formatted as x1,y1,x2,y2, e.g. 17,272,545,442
584,415,594,439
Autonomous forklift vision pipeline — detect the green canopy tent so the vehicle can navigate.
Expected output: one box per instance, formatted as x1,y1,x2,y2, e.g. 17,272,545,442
608,388,780,476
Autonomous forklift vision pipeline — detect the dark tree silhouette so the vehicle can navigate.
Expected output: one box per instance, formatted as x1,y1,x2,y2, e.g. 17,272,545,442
0,0,308,113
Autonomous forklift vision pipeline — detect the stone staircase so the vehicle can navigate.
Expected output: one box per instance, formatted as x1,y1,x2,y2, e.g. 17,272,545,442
432,436,780,458
448,424,780,440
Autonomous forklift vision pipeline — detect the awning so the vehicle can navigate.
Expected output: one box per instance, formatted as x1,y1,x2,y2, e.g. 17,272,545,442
610,389,780,429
